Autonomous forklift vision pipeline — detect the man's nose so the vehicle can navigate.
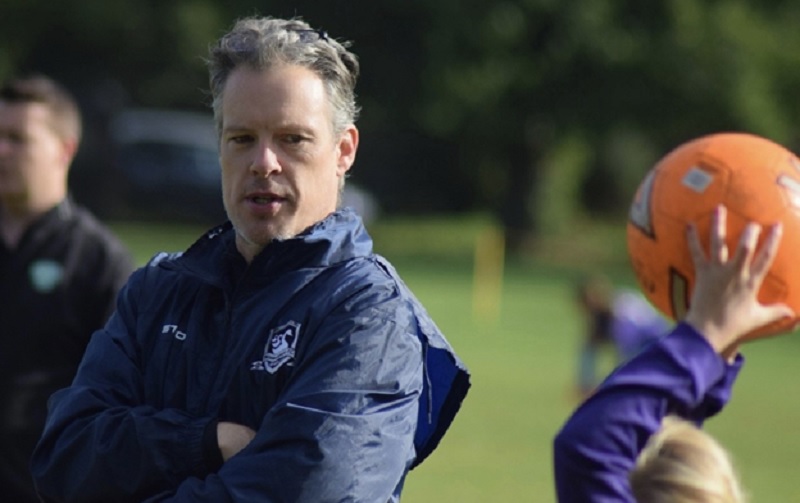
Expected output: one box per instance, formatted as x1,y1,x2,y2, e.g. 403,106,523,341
250,140,280,177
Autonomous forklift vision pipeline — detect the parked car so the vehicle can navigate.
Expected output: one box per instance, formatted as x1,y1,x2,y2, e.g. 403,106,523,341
71,107,226,223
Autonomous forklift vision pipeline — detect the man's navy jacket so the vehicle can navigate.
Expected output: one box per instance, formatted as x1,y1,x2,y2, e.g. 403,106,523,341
31,209,470,502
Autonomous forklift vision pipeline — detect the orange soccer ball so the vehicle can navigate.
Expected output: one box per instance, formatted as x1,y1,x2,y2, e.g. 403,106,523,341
626,132,800,338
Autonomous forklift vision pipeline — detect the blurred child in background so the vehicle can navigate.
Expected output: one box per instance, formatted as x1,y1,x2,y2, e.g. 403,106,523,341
574,273,670,397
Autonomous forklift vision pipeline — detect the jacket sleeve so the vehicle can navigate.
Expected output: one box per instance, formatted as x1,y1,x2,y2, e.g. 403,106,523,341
552,322,743,503
157,286,425,502
31,268,219,503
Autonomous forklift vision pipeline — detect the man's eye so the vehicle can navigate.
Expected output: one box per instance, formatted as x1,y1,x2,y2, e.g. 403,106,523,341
283,134,306,145
2,133,25,144
229,135,253,144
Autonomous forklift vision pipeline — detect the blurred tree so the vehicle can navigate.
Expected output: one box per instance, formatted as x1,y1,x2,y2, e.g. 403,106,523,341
4,0,800,252
411,0,800,252
0,0,222,110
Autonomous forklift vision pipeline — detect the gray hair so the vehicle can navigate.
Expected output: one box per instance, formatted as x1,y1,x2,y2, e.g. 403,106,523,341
207,16,360,136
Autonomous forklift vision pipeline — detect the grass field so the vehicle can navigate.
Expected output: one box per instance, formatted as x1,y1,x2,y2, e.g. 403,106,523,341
109,215,800,502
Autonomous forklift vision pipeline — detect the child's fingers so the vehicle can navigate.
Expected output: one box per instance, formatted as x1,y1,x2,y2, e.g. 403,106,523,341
750,223,783,282
711,205,728,263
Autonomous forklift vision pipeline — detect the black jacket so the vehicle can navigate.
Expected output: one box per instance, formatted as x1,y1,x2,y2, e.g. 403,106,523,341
0,197,134,502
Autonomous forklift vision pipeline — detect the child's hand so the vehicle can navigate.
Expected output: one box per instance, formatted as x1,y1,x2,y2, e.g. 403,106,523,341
684,205,795,361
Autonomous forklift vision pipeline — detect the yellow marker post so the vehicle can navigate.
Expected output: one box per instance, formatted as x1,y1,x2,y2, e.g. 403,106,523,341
472,225,505,323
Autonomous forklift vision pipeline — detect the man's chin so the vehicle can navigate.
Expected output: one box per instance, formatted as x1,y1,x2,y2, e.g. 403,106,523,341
235,222,292,245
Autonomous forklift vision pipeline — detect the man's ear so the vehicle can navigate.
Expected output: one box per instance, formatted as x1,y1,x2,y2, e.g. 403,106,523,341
60,137,79,167
336,125,358,177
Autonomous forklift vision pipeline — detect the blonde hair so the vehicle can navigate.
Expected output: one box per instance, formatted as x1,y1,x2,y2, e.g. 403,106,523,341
630,416,746,503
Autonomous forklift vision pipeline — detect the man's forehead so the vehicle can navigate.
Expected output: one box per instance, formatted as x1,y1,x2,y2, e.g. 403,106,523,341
0,101,51,126
221,66,330,120
0,101,69,144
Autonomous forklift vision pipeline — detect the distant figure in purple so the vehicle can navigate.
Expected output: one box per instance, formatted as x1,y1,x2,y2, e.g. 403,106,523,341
574,274,670,396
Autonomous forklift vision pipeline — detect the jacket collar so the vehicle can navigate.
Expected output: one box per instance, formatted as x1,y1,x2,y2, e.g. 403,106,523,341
166,208,373,285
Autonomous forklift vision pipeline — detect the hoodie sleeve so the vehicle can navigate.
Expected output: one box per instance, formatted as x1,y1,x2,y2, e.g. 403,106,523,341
552,322,743,503
31,267,219,503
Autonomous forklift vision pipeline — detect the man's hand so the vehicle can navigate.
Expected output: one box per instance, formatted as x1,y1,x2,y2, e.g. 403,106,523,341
684,205,795,360
217,421,256,462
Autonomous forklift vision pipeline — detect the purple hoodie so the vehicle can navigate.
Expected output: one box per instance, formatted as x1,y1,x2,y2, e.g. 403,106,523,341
554,322,743,502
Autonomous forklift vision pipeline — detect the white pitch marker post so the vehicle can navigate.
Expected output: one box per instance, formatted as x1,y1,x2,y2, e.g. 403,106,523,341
472,225,505,323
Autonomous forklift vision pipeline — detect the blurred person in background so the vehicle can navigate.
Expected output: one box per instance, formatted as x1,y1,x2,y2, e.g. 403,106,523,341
574,273,670,398
0,74,134,502
31,15,470,502
555,206,795,502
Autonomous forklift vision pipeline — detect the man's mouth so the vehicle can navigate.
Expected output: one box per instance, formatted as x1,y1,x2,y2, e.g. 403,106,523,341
250,195,282,204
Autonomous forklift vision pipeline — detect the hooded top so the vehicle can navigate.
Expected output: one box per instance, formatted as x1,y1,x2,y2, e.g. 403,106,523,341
554,322,742,502
32,208,470,503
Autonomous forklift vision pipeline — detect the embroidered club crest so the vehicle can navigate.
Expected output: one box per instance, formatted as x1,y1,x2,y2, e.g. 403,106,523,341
29,260,64,293
262,321,300,373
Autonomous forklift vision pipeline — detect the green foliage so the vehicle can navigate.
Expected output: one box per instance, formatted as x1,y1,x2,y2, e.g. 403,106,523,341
535,132,592,234
411,0,800,241
6,0,800,246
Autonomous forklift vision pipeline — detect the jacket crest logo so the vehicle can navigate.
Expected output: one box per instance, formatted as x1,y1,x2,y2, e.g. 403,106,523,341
29,260,64,293
259,321,301,373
